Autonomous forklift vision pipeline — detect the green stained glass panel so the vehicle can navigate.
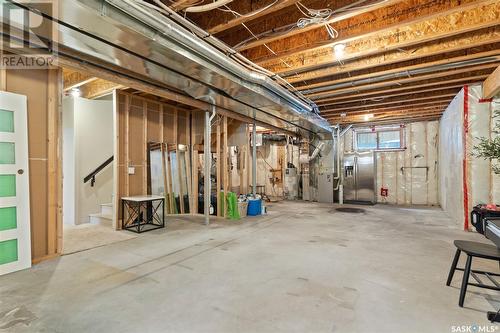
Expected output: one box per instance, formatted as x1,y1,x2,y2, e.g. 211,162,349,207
0,207,16,231
0,239,18,265
0,175,16,197
0,142,15,164
0,110,14,133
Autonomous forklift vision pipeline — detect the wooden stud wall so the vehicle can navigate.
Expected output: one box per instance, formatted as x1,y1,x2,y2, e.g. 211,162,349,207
2,68,62,263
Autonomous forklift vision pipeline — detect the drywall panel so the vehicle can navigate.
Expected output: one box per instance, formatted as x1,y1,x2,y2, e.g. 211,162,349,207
62,97,75,226
73,97,114,224
439,89,465,226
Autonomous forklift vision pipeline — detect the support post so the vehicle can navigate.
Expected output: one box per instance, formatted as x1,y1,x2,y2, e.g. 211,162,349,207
252,112,257,197
204,110,211,225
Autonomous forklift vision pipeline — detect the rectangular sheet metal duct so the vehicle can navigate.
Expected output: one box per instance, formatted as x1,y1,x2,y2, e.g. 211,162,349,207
6,0,332,137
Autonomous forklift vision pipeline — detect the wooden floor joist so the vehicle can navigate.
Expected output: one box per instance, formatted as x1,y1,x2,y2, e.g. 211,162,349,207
298,50,500,91
287,35,500,83
258,1,500,74
318,76,489,104
308,63,499,100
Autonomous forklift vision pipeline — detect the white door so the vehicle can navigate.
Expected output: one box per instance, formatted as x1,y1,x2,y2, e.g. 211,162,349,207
0,91,31,275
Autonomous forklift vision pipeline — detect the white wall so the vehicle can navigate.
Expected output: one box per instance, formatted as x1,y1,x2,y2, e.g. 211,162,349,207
62,98,75,225
342,121,439,205
376,121,439,205
439,84,500,227
62,97,114,225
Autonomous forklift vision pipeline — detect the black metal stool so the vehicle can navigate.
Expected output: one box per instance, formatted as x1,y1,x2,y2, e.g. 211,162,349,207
446,240,500,307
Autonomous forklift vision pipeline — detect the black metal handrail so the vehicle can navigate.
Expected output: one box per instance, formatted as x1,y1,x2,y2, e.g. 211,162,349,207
84,156,114,187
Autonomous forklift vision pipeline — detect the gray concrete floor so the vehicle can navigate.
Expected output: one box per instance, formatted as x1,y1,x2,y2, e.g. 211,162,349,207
1,201,499,333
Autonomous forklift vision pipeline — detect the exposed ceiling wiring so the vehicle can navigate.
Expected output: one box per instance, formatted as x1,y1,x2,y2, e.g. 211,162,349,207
233,0,383,50
218,0,279,18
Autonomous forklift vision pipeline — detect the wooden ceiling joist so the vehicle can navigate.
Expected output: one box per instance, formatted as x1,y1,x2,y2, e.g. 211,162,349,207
320,95,456,113
324,105,449,119
298,50,500,92
63,70,97,92
220,0,400,51
308,63,499,100
205,0,303,35
257,0,500,74
326,106,447,120
288,34,500,84
80,79,125,99
320,80,485,105
321,86,466,107
245,0,485,60
315,75,490,104
333,113,443,125
321,100,451,115
483,65,500,98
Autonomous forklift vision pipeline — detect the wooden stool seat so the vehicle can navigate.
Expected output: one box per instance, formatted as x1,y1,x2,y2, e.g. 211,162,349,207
454,240,500,260
447,240,500,307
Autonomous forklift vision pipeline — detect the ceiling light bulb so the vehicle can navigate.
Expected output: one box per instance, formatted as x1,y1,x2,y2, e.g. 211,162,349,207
363,114,374,121
333,43,346,57
71,88,81,98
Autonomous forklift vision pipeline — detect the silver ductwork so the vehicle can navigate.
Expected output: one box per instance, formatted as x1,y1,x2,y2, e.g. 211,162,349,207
9,0,331,136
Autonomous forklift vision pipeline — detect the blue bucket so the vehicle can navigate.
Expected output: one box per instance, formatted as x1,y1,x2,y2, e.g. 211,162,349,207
247,199,262,216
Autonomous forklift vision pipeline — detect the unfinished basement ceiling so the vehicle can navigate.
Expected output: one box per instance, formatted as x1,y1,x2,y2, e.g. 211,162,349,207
170,0,500,124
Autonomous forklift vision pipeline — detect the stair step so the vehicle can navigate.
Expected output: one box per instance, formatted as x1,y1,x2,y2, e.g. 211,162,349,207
89,213,113,227
100,203,113,216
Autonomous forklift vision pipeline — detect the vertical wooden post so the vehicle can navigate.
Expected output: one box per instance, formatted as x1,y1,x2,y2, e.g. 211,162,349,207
0,69,6,90
166,145,174,213
47,69,59,255
124,94,130,197
113,90,121,229
142,100,148,195
185,111,193,214
174,109,184,214
216,116,221,217
192,111,199,215
159,106,169,214
222,116,228,217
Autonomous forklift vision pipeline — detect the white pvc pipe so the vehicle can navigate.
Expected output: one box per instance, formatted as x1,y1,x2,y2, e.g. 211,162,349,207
185,0,234,13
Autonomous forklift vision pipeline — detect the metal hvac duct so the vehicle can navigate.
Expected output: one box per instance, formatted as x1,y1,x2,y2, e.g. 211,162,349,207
8,0,331,137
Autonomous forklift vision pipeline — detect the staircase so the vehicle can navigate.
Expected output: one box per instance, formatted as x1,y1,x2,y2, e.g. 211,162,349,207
89,203,113,227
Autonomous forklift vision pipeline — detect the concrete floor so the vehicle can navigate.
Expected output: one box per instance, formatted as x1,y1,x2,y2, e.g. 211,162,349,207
1,201,499,333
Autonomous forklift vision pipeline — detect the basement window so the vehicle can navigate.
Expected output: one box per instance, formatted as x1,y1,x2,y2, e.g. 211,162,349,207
356,127,403,150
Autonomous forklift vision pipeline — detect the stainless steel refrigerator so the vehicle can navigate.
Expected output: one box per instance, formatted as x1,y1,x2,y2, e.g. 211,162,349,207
343,151,376,204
